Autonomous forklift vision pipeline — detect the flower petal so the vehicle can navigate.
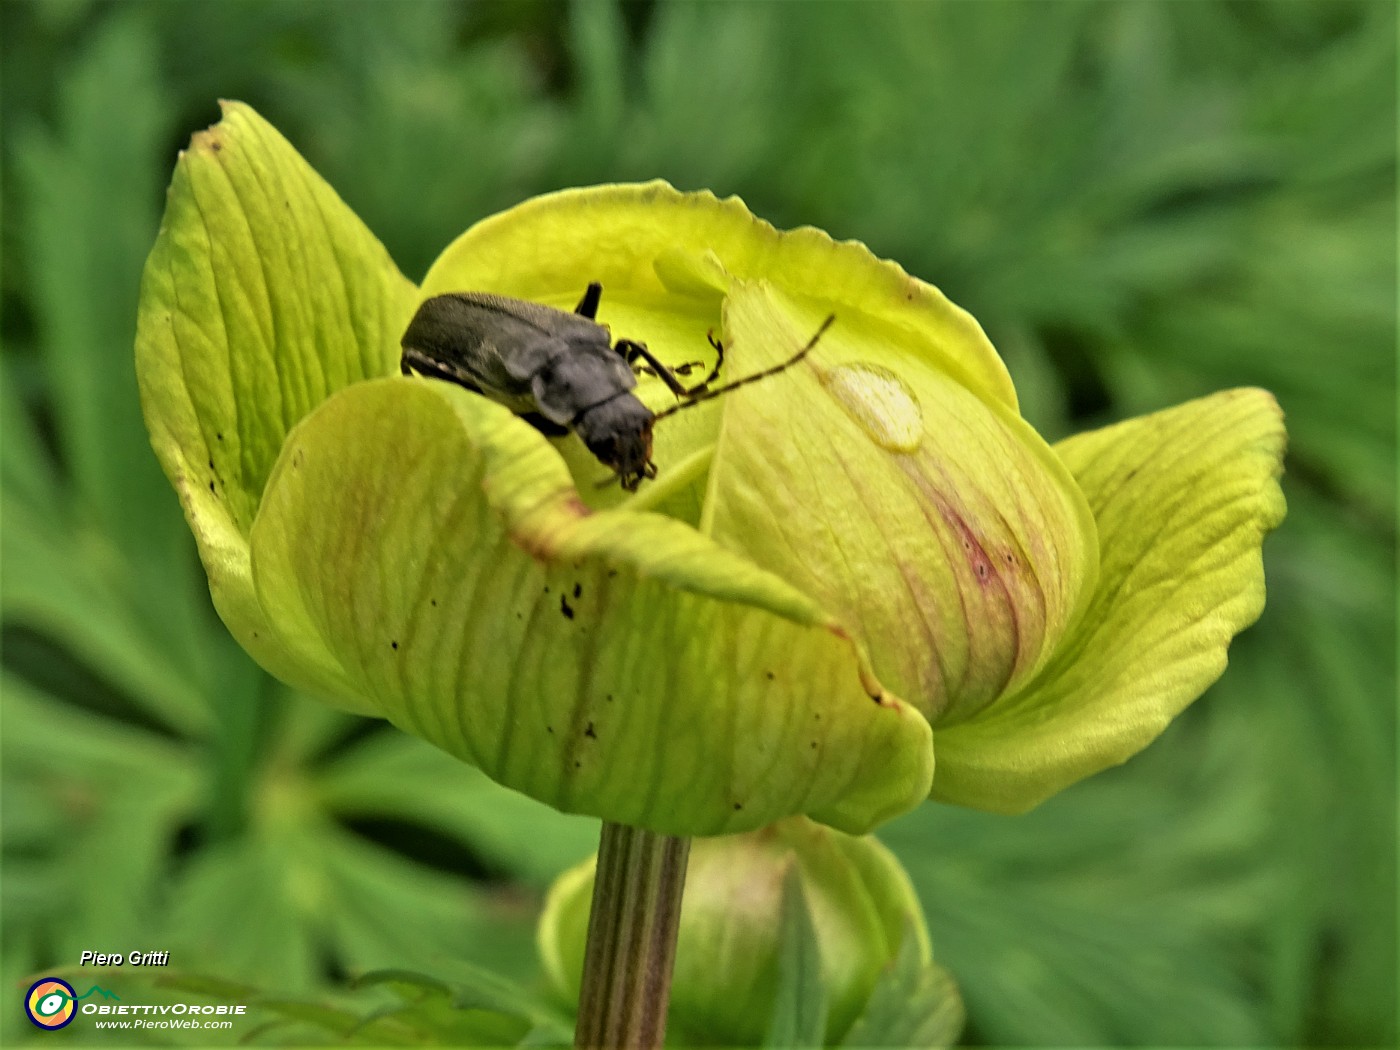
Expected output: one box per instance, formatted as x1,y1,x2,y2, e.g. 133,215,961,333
134,101,418,701
248,377,933,835
932,389,1287,812
705,283,1099,727
420,181,1018,412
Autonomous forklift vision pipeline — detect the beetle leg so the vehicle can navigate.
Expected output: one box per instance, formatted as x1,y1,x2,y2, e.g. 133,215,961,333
615,339,691,399
616,339,724,400
574,282,603,320
694,329,725,389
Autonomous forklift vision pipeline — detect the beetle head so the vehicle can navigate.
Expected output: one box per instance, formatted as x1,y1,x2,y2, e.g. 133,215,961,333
575,394,657,491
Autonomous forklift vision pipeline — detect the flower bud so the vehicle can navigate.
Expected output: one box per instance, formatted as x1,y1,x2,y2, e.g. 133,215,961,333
539,817,938,1045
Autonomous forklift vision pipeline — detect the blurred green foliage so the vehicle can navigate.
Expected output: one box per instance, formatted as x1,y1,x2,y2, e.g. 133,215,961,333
1,1,1394,1045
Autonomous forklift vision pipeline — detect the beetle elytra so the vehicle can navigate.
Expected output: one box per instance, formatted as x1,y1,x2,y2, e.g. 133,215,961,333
400,283,833,490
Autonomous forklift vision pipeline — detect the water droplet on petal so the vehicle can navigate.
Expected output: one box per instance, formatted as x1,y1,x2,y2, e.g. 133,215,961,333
822,363,923,452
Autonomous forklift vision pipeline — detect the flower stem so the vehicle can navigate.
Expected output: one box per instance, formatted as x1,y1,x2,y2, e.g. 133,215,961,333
573,822,691,1049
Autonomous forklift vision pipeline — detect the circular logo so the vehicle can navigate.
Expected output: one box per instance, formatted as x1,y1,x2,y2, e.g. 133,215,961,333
25,978,77,1030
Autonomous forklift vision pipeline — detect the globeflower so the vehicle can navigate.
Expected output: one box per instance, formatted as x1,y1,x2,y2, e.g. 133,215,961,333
136,102,1286,838
540,816,962,1047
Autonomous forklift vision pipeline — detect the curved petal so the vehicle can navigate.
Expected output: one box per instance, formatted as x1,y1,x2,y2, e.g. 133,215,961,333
932,390,1287,812
420,181,1018,413
249,377,933,835
705,283,1098,727
134,101,418,702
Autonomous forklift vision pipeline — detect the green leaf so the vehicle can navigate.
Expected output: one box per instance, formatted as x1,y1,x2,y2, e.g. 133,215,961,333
933,388,1287,811
569,0,627,137
253,998,371,1038
841,923,964,1049
0,495,210,734
345,969,537,1046
317,731,599,886
314,824,541,983
0,674,201,954
355,965,572,1037
134,100,420,706
763,865,829,1049
14,10,205,661
249,377,933,835
0,361,60,516
159,965,554,1047
155,972,262,1001
167,836,320,990
350,967,450,997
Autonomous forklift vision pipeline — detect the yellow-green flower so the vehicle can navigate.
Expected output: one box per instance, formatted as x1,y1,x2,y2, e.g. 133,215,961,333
136,102,1286,837
539,816,962,1046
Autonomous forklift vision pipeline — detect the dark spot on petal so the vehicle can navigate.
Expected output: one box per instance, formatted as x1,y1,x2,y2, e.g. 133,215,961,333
574,760,582,769
810,741,818,749
733,803,743,811
208,459,215,469
543,585,550,594
515,611,522,620
546,725,554,734
607,569,618,578
560,595,575,619
390,641,399,650
765,670,775,680
573,583,582,599
216,432,224,441
208,480,215,492
430,598,438,606
814,713,821,721
584,722,596,739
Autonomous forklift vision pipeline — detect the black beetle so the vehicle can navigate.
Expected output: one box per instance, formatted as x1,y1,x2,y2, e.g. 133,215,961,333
400,282,833,490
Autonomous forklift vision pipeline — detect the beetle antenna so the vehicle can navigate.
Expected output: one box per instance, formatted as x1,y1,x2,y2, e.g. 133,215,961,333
654,314,835,422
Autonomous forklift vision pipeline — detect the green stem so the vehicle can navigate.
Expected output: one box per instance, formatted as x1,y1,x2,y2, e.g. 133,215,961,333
573,822,691,1049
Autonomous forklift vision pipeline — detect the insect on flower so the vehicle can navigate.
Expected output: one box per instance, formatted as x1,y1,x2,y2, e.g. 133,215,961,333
400,282,835,490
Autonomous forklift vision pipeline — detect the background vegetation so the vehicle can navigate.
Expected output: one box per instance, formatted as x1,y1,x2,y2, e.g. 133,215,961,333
2,1,1394,1045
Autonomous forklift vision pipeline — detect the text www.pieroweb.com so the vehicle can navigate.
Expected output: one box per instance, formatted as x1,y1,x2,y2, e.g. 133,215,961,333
86,1003,244,1031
